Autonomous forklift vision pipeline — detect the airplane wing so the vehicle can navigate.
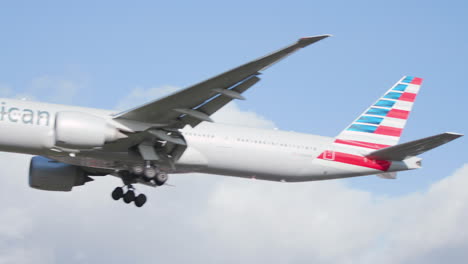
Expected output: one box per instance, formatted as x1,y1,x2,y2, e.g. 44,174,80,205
366,132,463,161
101,35,330,163
113,35,331,128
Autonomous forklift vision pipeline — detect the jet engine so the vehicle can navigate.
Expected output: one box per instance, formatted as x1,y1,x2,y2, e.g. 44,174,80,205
29,156,93,191
54,112,127,149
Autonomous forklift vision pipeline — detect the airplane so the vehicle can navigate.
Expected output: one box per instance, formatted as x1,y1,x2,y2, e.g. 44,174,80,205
0,35,462,207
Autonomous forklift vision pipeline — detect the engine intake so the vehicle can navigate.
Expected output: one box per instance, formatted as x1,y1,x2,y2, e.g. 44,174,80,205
29,156,93,191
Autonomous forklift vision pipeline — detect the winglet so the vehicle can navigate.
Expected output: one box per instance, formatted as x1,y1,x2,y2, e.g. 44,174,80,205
445,132,464,137
297,34,332,48
257,34,332,72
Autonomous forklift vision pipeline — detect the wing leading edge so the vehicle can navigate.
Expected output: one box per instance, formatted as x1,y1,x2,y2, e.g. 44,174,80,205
114,35,331,128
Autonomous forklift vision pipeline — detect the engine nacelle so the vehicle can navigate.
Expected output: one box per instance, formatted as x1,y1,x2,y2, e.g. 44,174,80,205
29,156,93,191
55,112,126,149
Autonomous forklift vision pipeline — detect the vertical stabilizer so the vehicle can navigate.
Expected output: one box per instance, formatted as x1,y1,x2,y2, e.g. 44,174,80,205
334,76,423,150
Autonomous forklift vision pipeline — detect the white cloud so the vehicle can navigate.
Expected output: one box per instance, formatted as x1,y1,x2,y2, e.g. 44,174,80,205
115,85,179,111
196,164,468,264
0,152,467,264
0,76,84,104
0,85,466,263
26,75,81,104
211,102,276,129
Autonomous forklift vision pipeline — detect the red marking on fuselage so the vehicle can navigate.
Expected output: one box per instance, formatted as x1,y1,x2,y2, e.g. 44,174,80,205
317,151,391,171
334,139,390,150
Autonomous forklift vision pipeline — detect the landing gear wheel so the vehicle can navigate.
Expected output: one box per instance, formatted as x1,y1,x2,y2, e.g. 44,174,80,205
144,166,158,179
155,172,168,186
111,187,124,200
134,194,147,207
123,190,135,203
132,165,144,175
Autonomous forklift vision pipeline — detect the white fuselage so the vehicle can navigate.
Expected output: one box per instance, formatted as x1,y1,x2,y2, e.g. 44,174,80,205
0,98,413,182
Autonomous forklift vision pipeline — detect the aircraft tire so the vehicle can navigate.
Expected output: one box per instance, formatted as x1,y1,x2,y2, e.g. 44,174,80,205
123,190,135,204
111,187,124,200
134,194,147,207
144,167,158,178
155,172,168,186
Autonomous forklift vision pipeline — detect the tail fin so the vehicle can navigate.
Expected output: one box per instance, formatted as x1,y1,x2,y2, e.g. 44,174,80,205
334,76,423,150
366,132,463,161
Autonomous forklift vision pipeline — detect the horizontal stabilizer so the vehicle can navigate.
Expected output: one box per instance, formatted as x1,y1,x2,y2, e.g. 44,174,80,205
366,132,463,161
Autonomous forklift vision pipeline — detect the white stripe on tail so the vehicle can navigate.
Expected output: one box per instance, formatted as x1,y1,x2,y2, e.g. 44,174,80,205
335,76,423,151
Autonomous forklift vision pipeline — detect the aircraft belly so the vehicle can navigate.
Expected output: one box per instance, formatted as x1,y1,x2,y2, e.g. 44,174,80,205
47,151,142,171
185,140,313,181
294,158,387,181
175,146,209,172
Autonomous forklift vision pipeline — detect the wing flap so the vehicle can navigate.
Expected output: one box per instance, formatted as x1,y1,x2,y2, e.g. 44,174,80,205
181,76,260,127
366,132,463,161
212,88,246,100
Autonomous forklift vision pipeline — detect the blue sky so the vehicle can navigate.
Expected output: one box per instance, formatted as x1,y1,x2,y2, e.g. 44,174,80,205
1,0,467,196
1,1,468,263
0,1,466,192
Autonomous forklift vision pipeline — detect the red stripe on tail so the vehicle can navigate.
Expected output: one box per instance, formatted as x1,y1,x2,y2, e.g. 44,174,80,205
410,77,423,85
387,109,409,119
399,92,417,102
374,126,403,137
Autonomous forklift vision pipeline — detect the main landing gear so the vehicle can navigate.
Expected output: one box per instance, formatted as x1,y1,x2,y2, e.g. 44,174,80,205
111,165,169,208
111,185,147,207
131,164,168,186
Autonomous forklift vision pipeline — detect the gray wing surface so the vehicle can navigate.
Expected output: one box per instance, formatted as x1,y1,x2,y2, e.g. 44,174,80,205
366,132,463,161
113,35,331,128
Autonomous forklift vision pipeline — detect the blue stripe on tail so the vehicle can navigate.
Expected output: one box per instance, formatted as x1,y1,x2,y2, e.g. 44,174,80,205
347,124,378,133
366,107,390,116
356,116,384,125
